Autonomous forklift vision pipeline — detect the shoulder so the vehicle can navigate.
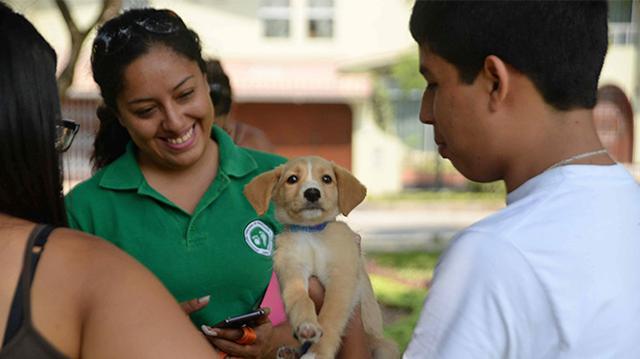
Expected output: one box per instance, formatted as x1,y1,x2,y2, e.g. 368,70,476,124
241,147,287,172
405,230,548,358
65,169,109,204
64,170,112,230
42,228,148,299
42,228,217,358
47,228,170,298
436,229,536,288
235,123,274,152
432,229,546,316
48,228,136,270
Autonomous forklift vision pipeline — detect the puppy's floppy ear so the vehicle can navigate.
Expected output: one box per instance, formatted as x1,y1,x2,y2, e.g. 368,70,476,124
332,163,367,216
244,166,283,216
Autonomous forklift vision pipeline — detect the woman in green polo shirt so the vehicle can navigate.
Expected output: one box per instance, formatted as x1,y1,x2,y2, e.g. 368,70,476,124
65,8,371,359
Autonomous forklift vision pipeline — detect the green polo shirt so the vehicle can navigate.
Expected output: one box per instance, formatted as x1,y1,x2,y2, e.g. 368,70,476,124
65,125,286,327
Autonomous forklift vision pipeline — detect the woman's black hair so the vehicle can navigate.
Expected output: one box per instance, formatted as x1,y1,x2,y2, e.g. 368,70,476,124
0,3,67,226
91,8,207,170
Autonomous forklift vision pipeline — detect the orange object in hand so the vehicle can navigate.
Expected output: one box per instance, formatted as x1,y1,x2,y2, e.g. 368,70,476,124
235,326,257,345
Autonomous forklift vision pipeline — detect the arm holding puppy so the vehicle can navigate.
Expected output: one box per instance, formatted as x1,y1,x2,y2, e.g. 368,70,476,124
201,307,276,359
181,275,371,358
242,156,394,358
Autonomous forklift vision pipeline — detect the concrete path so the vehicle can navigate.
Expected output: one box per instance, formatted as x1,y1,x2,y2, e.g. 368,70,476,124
343,201,504,252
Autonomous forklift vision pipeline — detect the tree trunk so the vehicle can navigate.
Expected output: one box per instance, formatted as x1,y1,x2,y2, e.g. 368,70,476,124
55,0,122,99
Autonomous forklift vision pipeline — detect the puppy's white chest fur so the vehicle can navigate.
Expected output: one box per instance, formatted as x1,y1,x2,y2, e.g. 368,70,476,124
274,222,360,290
288,231,332,283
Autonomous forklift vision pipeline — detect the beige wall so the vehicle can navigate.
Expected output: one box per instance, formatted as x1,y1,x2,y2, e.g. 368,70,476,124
351,100,404,194
8,0,413,67
600,45,636,100
152,0,414,62
8,0,411,193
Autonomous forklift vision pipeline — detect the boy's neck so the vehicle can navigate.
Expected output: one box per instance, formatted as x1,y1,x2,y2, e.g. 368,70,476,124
503,108,613,193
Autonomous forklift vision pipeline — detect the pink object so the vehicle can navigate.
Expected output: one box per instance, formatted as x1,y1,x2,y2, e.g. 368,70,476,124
260,272,287,326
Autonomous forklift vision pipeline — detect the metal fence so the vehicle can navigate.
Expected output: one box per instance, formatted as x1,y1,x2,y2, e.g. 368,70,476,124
59,95,640,193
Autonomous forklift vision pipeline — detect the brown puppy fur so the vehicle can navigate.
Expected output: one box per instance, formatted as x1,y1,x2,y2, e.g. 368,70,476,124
244,156,398,359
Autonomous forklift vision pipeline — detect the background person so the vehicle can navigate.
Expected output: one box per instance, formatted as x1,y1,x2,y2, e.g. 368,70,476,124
404,1,640,358
206,58,274,152
0,3,219,358
65,8,372,358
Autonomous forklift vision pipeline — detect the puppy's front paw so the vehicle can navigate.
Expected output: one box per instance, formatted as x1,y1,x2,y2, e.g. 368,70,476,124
276,346,299,359
300,353,317,359
294,322,323,344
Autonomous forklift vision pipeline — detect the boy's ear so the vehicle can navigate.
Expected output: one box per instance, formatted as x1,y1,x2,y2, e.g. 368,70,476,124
243,166,283,216
483,55,510,111
332,163,367,216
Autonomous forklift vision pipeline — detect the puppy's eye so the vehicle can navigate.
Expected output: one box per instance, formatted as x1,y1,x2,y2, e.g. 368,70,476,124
286,175,298,184
322,175,333,184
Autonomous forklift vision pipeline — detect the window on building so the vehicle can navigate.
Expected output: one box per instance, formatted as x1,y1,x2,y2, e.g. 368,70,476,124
122,0,148,9
608,0,636,44
259,0,291,38
307,0,334,38
609,0,633,22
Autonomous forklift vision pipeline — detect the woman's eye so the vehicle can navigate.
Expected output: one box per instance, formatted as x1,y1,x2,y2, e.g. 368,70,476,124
322,175,333,184
426,83,438,92
178,90,194,99
134,107,155,117
286,175,298,184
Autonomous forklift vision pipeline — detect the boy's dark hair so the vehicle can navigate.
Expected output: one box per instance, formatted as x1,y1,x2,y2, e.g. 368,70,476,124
91,8,207,170
410,0,608,110
0,3,67,226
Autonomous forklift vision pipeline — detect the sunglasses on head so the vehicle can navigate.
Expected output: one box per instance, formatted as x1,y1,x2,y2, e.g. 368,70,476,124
55,119,79,153
94,9,184,55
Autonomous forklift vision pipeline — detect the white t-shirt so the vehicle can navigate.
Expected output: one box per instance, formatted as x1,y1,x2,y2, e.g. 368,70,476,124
404,164,640,359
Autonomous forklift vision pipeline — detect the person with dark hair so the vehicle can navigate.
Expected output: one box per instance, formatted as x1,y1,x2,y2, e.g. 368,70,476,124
404,1,640,358
64,8,372,358
64,7,284,357
0,3,219,358
205,59,274,152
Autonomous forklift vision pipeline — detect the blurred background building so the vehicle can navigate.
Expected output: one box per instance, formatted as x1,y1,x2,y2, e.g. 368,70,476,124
8,0,640,194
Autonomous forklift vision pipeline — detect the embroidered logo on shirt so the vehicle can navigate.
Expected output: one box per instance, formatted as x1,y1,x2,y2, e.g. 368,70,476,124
244,220,274,256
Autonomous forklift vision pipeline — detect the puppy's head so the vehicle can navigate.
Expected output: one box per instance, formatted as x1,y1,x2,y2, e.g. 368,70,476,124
243,156,367,225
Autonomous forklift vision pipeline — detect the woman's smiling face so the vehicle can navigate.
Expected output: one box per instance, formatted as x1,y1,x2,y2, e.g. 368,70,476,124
115,45,215,171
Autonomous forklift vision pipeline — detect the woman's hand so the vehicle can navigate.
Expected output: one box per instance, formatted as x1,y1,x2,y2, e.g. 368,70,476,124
180,295,211,314
201,307,275,359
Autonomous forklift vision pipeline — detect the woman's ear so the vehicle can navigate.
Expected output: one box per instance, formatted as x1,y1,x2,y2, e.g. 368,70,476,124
113,108,125,128
332,163,367,216
482,55,510,112
243,166,283,216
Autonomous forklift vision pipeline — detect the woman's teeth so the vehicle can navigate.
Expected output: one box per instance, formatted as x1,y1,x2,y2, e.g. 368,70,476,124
167,127,194,145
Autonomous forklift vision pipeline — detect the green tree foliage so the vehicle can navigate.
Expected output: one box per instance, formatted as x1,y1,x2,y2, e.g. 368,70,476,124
390,52,425,93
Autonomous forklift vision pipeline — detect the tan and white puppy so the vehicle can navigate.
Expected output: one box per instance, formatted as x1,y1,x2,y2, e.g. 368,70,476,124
244,156,398,359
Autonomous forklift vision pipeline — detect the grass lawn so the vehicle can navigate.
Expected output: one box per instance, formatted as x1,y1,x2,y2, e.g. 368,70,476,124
366,251,442,352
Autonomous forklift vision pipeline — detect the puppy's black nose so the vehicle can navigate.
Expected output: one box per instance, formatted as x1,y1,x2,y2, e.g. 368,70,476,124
304,188,321,202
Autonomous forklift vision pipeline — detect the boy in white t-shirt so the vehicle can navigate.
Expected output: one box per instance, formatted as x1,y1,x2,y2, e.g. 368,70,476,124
404,1,640,358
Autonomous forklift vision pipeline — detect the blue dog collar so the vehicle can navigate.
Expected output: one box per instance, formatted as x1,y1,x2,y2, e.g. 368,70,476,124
287,222,329,233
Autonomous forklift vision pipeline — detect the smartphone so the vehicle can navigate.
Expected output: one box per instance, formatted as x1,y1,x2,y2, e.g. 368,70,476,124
212,308,266,329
